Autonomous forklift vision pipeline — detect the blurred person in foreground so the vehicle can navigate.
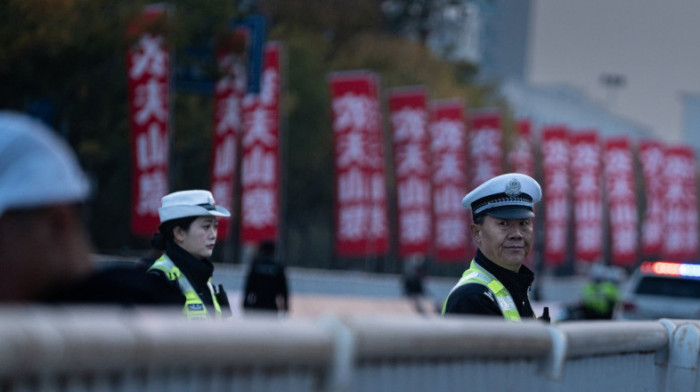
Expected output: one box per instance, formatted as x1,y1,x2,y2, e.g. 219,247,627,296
148,190,232,319
242,240,289,315
0,111,182,304
442,173,549,322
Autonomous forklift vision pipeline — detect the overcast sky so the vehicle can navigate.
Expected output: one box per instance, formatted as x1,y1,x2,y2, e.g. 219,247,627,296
526,0,700,143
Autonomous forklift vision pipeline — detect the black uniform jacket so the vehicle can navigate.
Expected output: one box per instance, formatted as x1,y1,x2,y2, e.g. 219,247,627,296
443,249,536,318
148,241,217,307
40,262,184,306
243,256,288,311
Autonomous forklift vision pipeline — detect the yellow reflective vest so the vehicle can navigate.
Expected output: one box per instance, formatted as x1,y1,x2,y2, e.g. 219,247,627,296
582,281,619,315
442,260,530,321
149,254,222,320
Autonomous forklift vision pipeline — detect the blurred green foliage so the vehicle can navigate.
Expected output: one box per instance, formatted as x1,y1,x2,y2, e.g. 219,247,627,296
1,0,508,275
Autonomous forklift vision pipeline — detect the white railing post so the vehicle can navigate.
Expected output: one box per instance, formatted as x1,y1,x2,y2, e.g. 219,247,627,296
665,323,700,391
318,316,356,392
539,324,567,380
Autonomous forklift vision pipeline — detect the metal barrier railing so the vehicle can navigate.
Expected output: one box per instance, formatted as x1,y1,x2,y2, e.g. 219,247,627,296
0,307,698,391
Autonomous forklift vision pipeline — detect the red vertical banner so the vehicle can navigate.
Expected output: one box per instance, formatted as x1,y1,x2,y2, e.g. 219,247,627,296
389,87,432,258
209,31,247,239
508,118,534,177
366,88,390,257
127,5,170,236
328,71,389,257
541,126,570,266
638,139,666,258
507,117,535,266
469,110,503,187
240,42,282,243
429,99,469,262
661,146,699,261
603,137,638,267
569,131,603,263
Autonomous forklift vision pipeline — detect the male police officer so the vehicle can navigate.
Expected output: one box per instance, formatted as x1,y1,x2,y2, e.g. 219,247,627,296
442,173,547,321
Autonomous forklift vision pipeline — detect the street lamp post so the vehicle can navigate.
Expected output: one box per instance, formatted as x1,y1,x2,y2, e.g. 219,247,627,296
600,73,627,109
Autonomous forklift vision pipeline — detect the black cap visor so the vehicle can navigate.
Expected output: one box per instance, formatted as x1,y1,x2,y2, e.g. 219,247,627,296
483,206,535,220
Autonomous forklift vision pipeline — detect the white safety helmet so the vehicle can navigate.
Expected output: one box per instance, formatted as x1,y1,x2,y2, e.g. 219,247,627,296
0,111,90,218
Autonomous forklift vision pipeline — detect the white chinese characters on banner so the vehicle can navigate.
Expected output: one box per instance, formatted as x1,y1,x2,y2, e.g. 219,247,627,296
242,187,277,228
135,125,168,215
603,137,638,266
436,217,467,248
369,173,388,239
397,178,430,208
470,127,502,185
209,43,246,239
662,147,699,260
338,205,366,240
241,42,282,243
337,131,367,167
136,124,168,170
542,126,569,266
213,135,236,178
469,112,502,193
639,140,666,257
392,109,427,143
137,171,168,216
128,18,170,236
569,132,603,263
506,118,535,266
389,88,432,257
242,147,275,186
216,95,242,134
396,144,429,176
129,34,168,79
329,71,389,257
333,93,378,133
430,99,469,262
508,119,534,177
241,102,277,227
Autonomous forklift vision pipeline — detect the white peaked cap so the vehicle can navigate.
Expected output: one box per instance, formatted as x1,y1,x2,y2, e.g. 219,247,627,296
158,190,231,224
462,173,542,219
0,111,91,217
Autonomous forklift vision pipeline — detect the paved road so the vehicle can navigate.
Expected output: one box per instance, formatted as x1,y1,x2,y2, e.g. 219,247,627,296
217,263,587,320
94,255,587,320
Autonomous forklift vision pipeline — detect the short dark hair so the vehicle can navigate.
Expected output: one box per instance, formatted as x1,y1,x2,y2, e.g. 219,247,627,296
150,216,198,250
472,214,485,225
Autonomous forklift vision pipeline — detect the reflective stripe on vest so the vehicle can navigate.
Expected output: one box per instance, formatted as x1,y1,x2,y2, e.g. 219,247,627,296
149,254,222,320
442,260,523,321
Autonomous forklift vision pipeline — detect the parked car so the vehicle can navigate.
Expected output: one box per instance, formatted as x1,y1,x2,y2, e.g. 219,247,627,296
614,261,700,320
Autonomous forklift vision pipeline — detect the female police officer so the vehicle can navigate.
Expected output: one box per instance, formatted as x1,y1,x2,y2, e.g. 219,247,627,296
148,190,231,319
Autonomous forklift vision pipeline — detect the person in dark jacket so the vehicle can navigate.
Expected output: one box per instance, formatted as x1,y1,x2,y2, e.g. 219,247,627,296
148,190,232,319
442,173,549,322
0,111,182,306
242,241,289,314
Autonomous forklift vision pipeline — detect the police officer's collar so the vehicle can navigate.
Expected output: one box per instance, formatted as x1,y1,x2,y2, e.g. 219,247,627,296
165,241,214,287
